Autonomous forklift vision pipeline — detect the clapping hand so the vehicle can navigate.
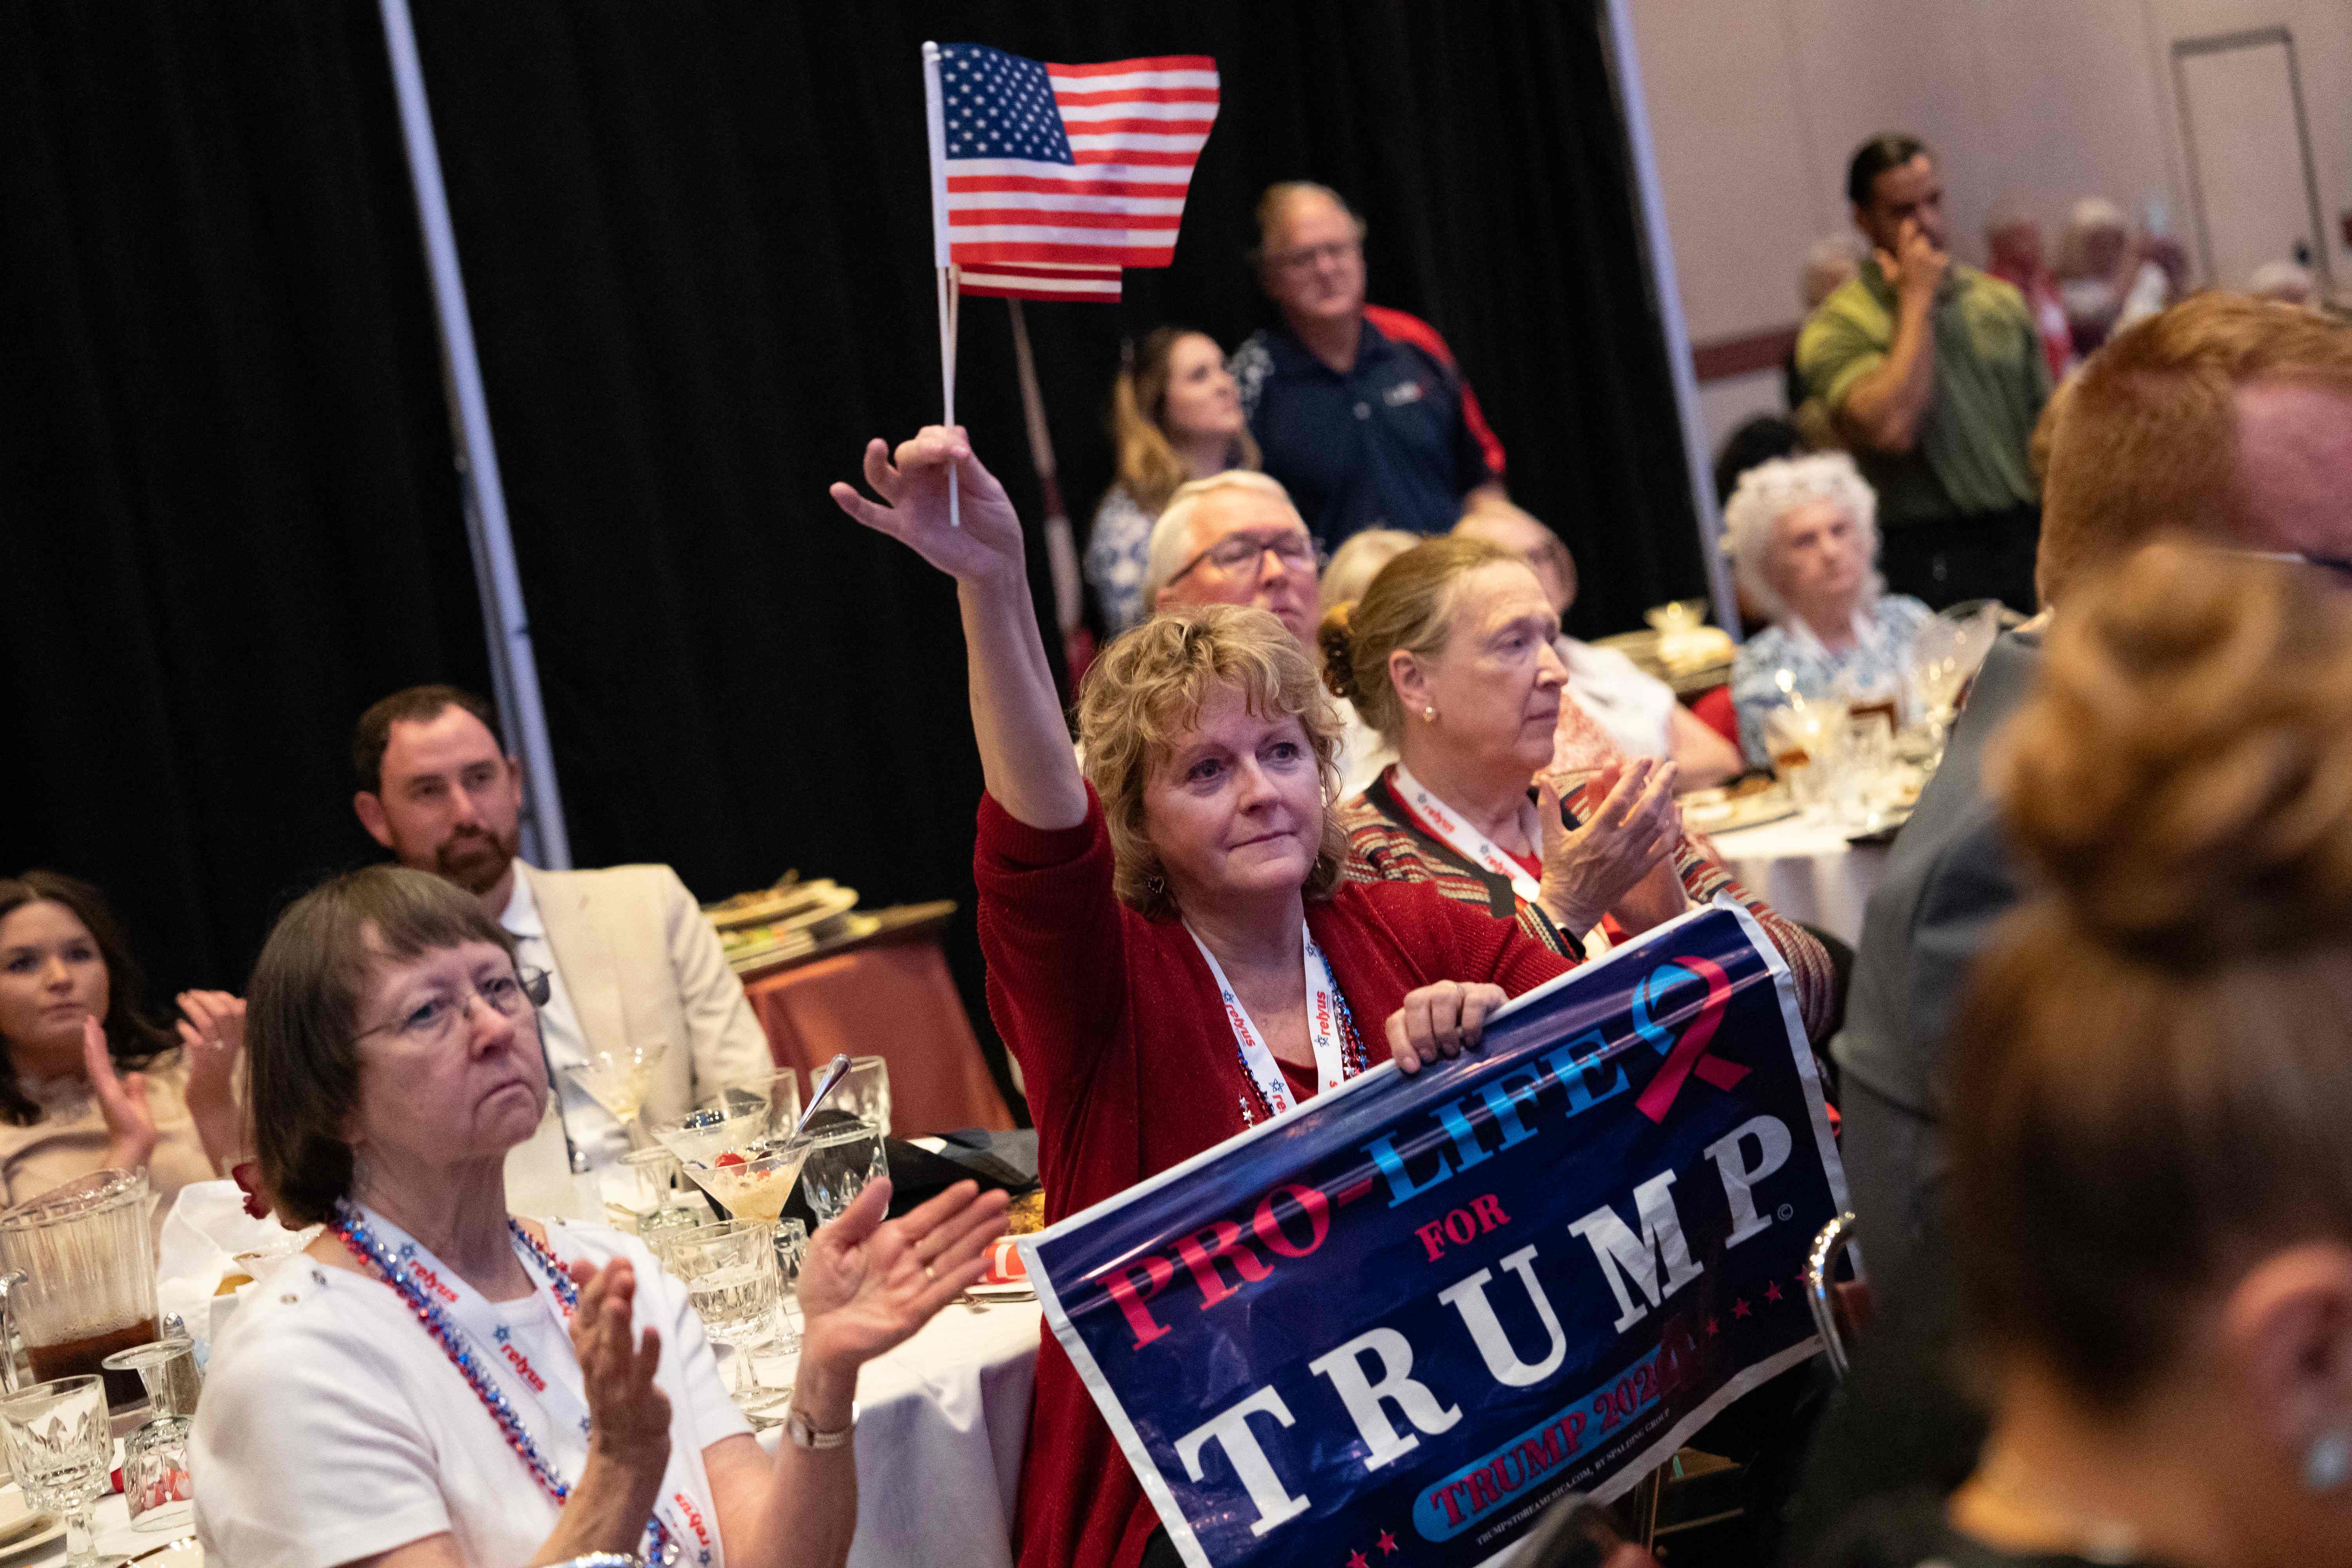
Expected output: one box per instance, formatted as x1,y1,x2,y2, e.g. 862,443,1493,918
797,1178,1013,1374
566,1258,673,1479
828,427,1027,588
176,989,244,1104
83,1015,158,1174
1537,759,1681,935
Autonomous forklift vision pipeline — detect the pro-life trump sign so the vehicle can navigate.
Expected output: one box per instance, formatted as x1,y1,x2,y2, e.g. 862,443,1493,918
1016,904,1849,1568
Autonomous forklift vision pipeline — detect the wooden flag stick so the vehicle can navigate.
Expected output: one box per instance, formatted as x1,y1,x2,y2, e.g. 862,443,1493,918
936,263,961,528
920,41,961,526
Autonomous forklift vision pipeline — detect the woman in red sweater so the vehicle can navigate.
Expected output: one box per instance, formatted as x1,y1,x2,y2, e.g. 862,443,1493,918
831,428,1575,1568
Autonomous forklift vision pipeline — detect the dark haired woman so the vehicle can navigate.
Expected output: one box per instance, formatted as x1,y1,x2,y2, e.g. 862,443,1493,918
192,863,1007,1568
1084,325,1260,632
0,870,245,1216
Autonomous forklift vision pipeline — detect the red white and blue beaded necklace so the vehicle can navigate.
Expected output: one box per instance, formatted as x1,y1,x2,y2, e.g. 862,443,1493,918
333,1200,684,1567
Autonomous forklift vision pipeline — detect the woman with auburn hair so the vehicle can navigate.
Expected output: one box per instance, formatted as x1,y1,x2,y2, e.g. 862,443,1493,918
1321,537,1837,1034
831,428,1576,1568
1813,544,2352,1568
1085,326,1261,633
0,869,245,1219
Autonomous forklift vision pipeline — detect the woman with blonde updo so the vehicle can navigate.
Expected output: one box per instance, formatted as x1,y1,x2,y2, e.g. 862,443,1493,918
832,427,1577,1568
1814,543,2352,1568
1321,537,1837,1034
1084,326,1261,633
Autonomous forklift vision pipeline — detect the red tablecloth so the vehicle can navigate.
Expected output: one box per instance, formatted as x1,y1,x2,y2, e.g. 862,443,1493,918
742,942,1013,1136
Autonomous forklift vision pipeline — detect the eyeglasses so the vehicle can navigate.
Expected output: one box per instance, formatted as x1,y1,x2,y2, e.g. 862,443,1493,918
355,967,551,1048
1266,238,1361,274
1168,531,1323,586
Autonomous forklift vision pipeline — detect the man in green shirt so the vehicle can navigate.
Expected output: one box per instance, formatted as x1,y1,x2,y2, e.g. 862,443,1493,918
1797,134,2052,612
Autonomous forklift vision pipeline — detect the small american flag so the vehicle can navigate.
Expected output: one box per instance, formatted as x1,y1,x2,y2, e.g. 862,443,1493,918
925,43,1219,301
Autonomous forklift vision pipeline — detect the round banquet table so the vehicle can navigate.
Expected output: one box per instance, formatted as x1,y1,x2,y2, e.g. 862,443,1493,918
1705,813,1893,947
755,1296,1043,1568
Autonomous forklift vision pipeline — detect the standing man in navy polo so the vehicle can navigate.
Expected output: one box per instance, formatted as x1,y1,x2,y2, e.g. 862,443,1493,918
1230,183,1507,547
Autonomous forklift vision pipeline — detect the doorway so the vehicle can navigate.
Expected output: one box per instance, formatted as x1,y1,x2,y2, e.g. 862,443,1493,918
2171,26,2335,294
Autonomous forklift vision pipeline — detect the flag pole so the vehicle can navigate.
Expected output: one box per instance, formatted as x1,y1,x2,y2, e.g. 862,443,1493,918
1005,299,1082,636
921,41,962,526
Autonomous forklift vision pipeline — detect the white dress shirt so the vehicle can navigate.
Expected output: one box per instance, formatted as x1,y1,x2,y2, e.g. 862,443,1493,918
502,871,631,1176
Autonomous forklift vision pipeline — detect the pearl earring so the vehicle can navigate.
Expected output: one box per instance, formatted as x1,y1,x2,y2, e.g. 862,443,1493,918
2304,1428,2352,1493
1423,706,1437,723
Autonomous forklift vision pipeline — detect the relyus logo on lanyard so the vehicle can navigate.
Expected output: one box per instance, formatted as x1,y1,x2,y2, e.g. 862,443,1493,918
1187,925,1356,1120
1390,762,1544,906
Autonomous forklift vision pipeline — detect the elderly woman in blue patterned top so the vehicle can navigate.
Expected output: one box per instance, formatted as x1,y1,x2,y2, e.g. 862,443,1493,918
1723,451,1933,767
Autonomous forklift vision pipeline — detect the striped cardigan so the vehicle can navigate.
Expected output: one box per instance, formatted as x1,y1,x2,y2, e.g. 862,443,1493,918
1339,770,1839,1040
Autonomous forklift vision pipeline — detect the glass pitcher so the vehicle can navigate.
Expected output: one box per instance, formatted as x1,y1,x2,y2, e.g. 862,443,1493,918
0,1168,160,1407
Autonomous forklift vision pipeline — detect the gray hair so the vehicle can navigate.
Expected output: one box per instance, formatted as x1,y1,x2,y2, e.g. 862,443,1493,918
2056,196,2132,276
1719,451,1881,622
1141,470,1304,610
1318,528,1420,612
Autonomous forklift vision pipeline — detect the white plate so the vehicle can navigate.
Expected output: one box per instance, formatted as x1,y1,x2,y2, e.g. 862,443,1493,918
0,1518,62,1561
964,1282,1036,1301
0,1490,51,1549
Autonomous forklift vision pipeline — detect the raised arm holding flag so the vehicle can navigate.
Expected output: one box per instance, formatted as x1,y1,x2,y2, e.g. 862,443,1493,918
919,41,1219,550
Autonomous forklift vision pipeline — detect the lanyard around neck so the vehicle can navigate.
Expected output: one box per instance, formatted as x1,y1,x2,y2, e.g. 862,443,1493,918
1186,922,1354,1120
1389,762,1544,906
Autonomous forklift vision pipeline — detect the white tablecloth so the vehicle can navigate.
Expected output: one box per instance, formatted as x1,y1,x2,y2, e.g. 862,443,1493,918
1709,815,1892,946
758,1299,1042,1568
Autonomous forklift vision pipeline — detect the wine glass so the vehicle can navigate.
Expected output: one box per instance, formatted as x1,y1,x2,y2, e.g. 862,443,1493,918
561,1040,673,1131
661,1221,790,1422
0,1376,111,1568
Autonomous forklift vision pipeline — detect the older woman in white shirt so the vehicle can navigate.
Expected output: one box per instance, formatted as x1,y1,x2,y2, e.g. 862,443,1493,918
1452,501,1742,789
193,864,1007,1568
1721,452,1932,767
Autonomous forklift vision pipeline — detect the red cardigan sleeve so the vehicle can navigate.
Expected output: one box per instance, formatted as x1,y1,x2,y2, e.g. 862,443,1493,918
1365,877,1572,998
971,788,1134,1111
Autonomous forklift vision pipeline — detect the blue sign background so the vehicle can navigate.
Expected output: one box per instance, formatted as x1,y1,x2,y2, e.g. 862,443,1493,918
1019,906,1847,1568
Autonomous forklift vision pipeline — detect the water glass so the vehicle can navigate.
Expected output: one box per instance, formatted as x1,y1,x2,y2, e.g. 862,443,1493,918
100,1336,201,1534
771,1219,809,1356
121,1415,194,1533
795,1119,888,1226
662,1221,789,1421
0,1376,110,1568
830,1058,891,1138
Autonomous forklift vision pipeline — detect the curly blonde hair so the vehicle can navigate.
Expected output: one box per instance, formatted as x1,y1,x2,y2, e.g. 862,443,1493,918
1951,541,2352,1406
1078,605,1350,919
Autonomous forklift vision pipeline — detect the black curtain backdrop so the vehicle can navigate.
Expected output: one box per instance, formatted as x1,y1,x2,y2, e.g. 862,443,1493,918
4,2,1706,1105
